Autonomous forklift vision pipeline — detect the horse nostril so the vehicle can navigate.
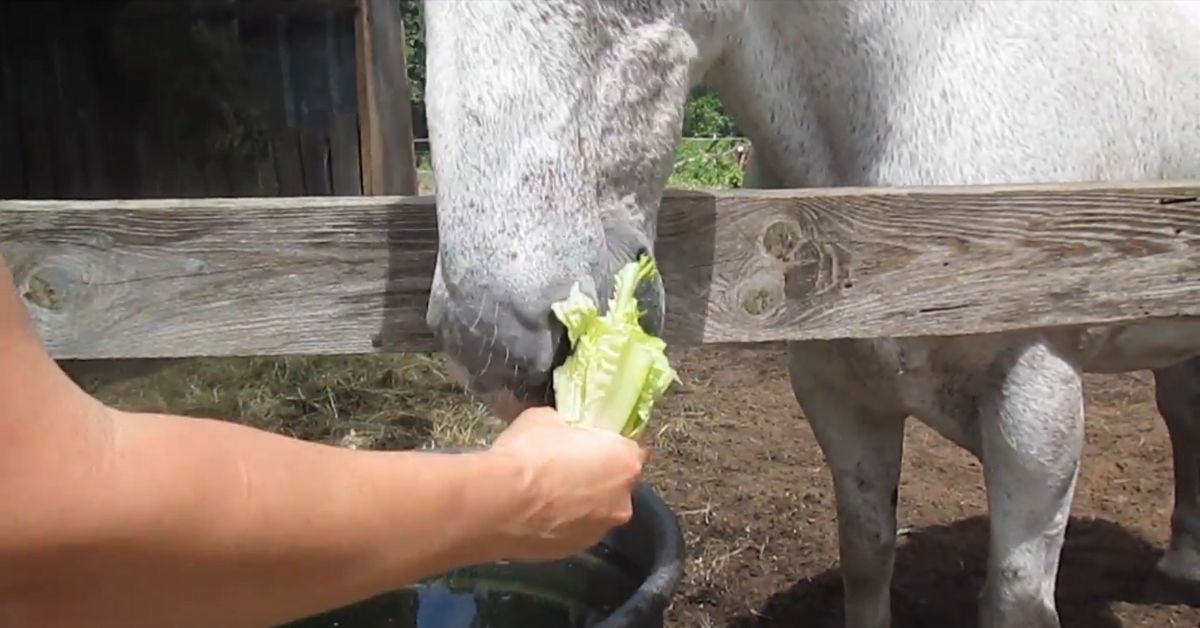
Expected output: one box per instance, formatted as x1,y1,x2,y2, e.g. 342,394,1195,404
635,245,649,260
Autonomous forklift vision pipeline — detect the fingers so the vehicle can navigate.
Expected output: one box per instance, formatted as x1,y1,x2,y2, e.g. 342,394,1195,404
509,405,564,428
639,445,653,464
485,404,658,562
508,405,655,469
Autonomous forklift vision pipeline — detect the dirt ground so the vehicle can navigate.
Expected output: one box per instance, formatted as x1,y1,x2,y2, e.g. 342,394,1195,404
647,345,1200,628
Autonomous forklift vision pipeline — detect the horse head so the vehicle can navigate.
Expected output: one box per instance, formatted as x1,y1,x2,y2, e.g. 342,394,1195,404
422,0,740,418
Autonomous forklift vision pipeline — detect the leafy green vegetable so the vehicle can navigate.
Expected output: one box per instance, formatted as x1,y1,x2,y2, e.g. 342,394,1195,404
550,255,678,438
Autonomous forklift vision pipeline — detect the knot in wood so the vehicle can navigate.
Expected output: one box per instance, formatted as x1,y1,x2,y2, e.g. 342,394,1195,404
740,282,780,317
23,273,64,311
91,232,115,251
762,220,801,262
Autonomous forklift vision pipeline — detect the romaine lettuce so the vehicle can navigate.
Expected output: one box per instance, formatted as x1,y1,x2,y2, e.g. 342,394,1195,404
550,255,678,438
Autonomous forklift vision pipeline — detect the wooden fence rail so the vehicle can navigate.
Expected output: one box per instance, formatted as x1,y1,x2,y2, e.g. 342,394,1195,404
1,180,1197,360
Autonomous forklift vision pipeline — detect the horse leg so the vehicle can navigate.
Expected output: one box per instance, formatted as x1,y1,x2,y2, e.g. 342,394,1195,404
787,345,906,628
1153,356,1200,582
977,343,1084,628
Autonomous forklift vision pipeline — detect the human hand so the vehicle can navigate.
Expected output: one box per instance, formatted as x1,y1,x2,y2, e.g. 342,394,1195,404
486,407,649,561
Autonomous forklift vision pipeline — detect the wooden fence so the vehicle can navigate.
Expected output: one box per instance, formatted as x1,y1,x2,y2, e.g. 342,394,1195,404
0,2,1197,361
1,182,1197,360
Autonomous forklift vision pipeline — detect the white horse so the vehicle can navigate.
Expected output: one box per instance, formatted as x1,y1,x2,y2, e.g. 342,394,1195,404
419,1,1200,626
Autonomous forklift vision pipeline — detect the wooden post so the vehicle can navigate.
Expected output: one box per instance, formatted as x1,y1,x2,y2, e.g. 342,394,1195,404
354,0,419,196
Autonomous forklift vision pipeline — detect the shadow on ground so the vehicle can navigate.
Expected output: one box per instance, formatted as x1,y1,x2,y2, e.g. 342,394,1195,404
729,515,1200,628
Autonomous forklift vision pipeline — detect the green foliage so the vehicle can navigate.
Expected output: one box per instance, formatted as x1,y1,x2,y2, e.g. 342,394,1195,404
669,138,748,189
682,88,738,137
399,0,425,103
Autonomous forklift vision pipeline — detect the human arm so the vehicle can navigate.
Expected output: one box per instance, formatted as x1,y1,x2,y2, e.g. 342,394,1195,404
0,255,646,628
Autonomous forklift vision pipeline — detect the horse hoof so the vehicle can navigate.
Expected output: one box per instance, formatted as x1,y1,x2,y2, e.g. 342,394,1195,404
1156,548,1200,583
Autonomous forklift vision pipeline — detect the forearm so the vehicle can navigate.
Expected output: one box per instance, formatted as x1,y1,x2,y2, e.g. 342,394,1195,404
0,405,520,628
0,256,639,628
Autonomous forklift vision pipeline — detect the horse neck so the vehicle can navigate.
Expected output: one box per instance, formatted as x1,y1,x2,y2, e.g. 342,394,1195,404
698,1,965,188
699,1,1200,187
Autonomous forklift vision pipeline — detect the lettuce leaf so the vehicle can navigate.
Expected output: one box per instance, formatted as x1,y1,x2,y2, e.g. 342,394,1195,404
550,255,678,438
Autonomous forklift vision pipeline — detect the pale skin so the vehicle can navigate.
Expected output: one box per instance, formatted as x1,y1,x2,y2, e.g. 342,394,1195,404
0,255,648,628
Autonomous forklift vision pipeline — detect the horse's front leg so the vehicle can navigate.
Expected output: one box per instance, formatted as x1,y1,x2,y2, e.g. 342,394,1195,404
788,344,907,628
1154,356,1200,582
978,343,1085,628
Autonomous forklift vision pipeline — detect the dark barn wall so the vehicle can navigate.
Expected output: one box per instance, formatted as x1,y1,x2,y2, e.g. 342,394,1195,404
0,0,366,200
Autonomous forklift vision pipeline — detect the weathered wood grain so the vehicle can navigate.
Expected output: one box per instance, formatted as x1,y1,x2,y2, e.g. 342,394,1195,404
656,183,1200,345
0,181,1197,359
1,196,438,358
272,130,307,195
327,10,362,196
354,0,418,195
299,128,333,196
330,111,363,195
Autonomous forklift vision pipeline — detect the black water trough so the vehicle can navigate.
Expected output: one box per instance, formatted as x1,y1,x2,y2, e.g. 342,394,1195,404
282,481,684,628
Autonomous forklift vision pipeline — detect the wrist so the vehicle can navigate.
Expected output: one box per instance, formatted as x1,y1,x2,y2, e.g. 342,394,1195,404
452,449,534,563
373,449,530,582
